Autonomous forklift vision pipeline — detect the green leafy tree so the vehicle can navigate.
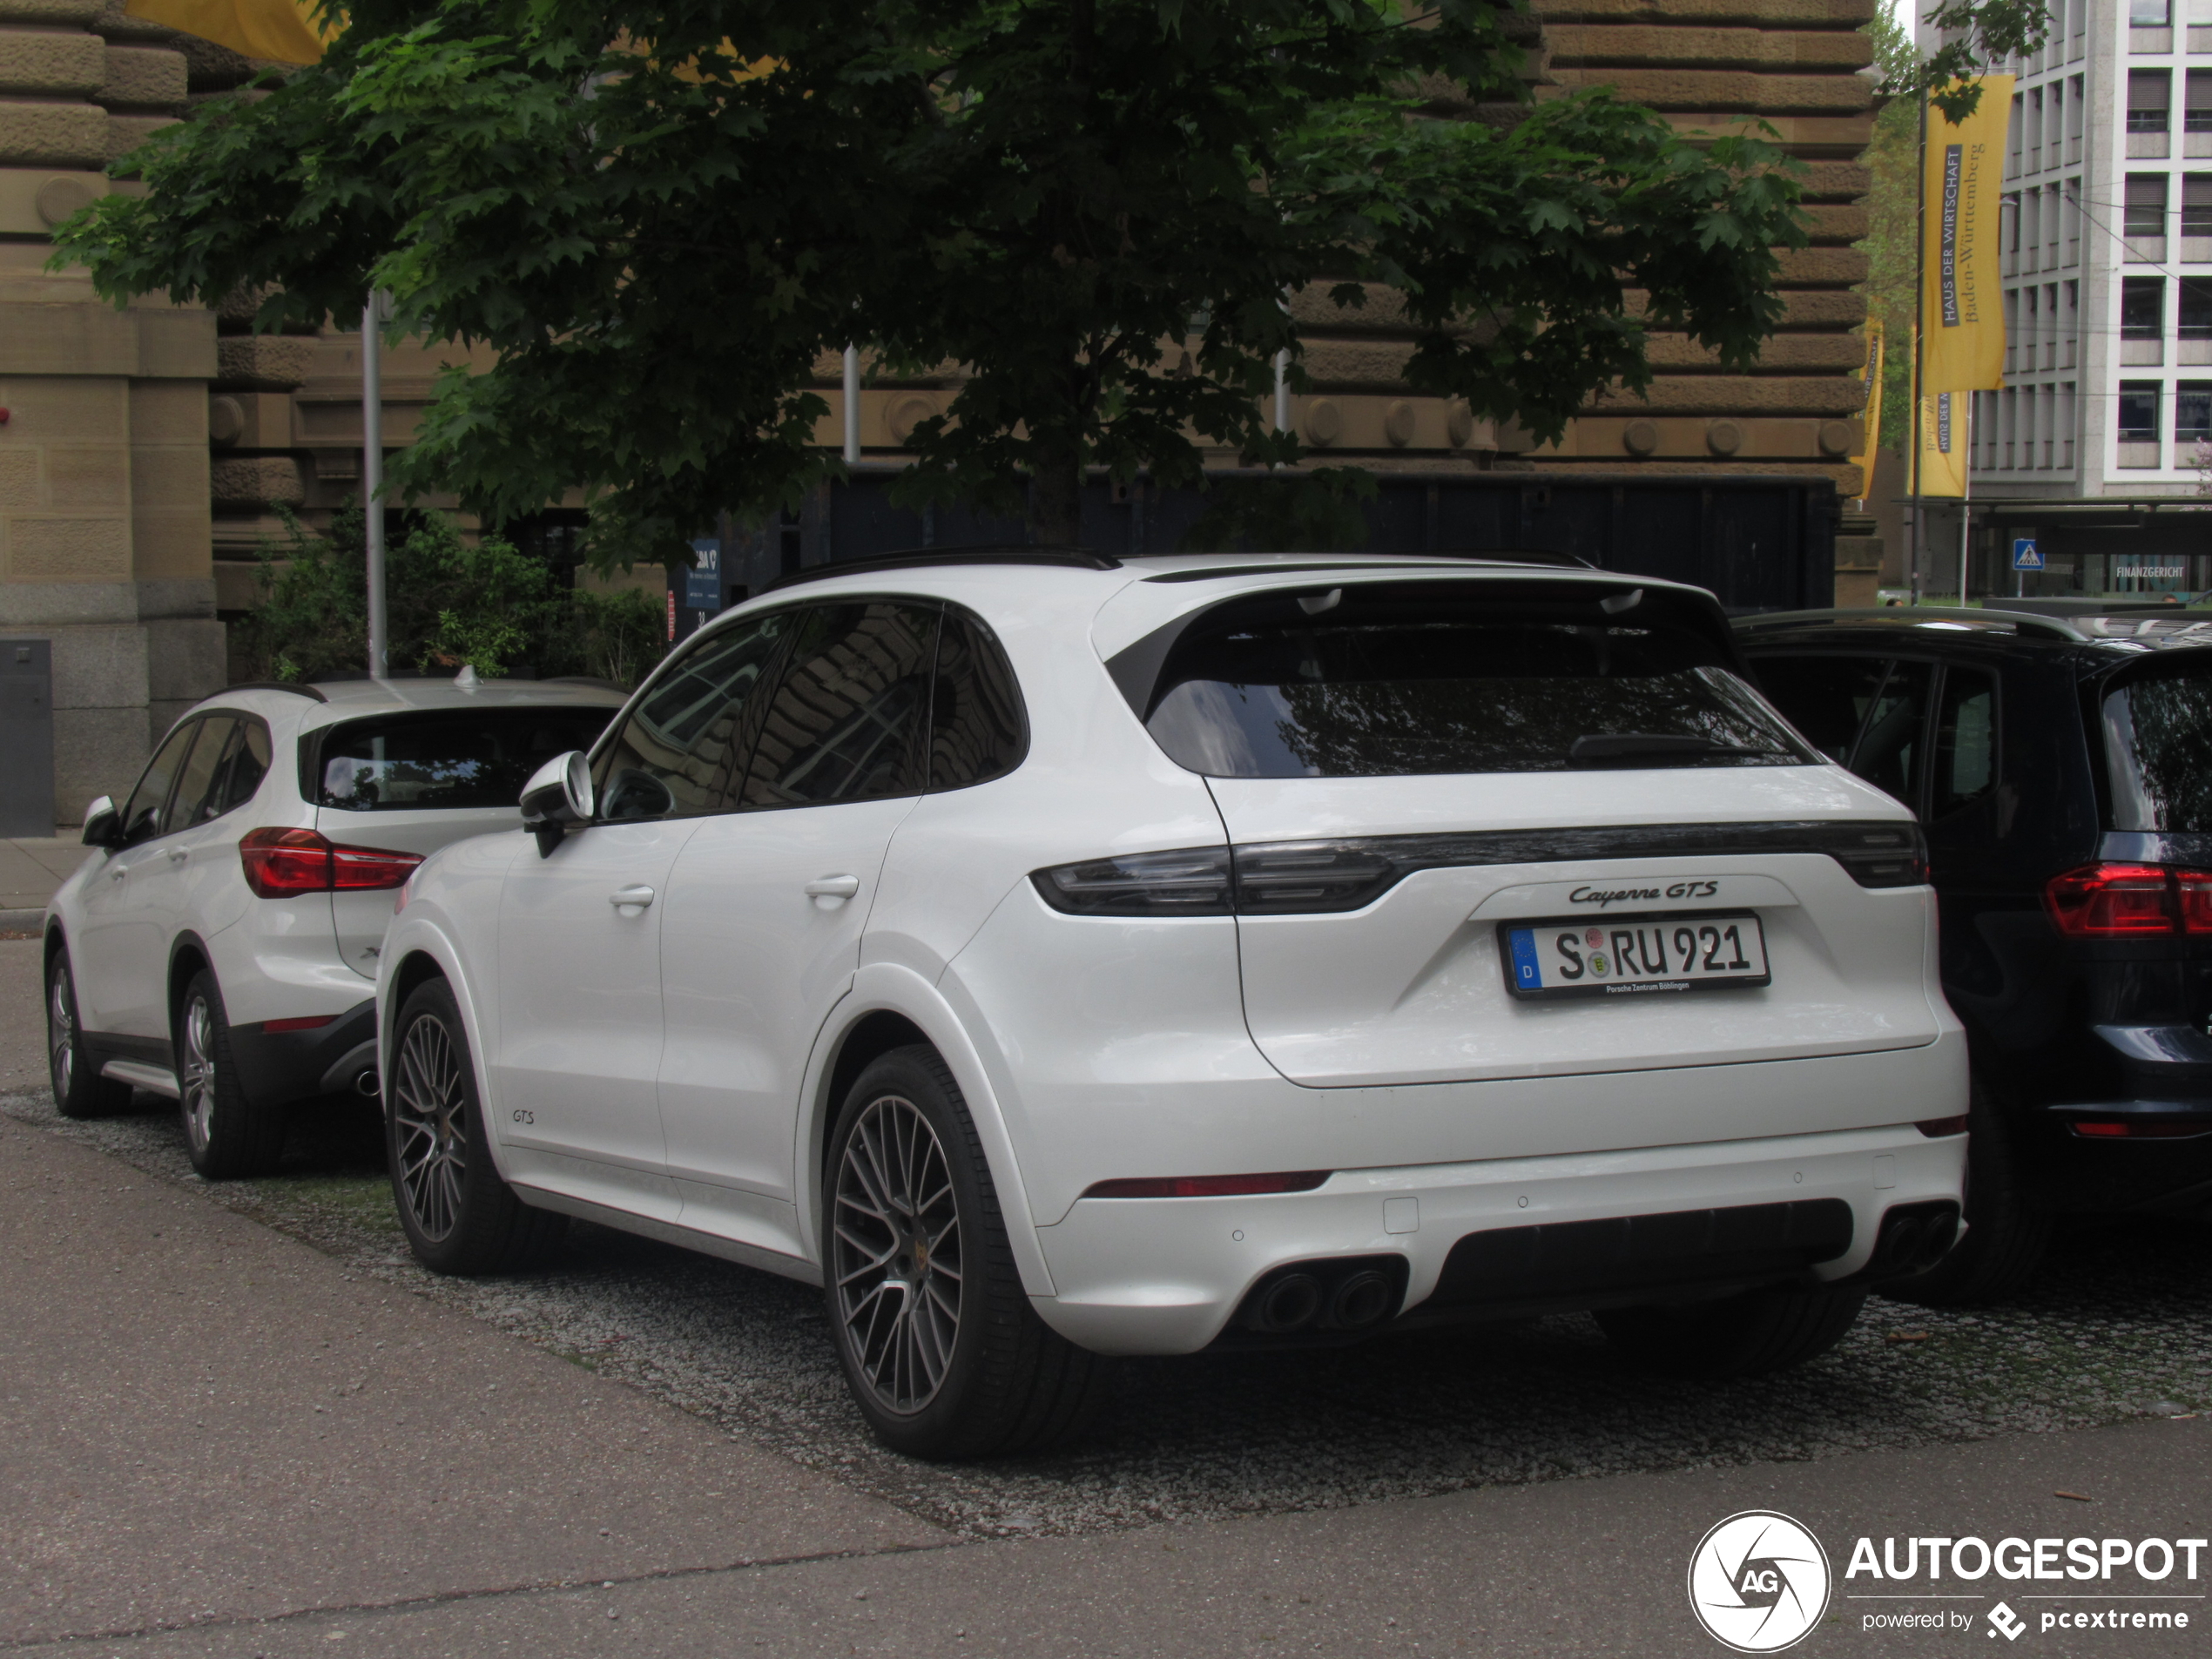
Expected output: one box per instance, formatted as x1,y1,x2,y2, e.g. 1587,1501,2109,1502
62,0,1813,550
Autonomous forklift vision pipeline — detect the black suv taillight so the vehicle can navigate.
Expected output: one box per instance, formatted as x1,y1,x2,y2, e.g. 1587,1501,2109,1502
2043,863,2212,937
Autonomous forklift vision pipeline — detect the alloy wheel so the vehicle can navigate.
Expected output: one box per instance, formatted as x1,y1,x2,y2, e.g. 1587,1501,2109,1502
392,1014,468,1242
179,994,217,1153
833,1095,963,1413
48,967,74,1097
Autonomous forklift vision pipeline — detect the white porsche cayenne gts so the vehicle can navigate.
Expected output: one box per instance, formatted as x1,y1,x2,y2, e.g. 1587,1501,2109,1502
378,550,1969,1459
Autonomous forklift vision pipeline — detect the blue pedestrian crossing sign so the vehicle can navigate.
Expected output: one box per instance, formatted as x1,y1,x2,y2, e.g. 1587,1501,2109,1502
2012,536,2043,571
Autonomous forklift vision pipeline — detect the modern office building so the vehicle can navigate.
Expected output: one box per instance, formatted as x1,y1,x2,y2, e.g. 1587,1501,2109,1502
1949,0,2212,597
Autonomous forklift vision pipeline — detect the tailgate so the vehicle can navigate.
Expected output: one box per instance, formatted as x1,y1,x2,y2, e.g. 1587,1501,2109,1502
1216,772,1943,1089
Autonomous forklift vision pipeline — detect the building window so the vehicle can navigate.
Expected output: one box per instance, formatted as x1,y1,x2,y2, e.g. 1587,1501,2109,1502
2176,382,2212,442
2187,176,2212,236
2180,277,2212,337
2130,70,2173,132
2190,70,2212,132
2119,382,2162,442
2124,276,2168,337
2134,0,2172,23
2127,175,2170,237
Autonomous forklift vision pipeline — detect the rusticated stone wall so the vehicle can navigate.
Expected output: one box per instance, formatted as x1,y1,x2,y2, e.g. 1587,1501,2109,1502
0,0,222,822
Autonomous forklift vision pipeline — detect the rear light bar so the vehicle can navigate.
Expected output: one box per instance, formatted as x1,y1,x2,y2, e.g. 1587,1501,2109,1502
1032,822,1930,918
2043,863,2212,938
240,827,421,899
1082,1170,1331,1199
2068,1117,2211,1140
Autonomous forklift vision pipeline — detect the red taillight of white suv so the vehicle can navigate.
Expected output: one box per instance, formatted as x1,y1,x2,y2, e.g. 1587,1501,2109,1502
239,827,422,899
2042,863,2212,937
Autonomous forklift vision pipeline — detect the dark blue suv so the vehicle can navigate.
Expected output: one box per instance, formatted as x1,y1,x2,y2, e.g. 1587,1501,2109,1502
1737,605,2212,1303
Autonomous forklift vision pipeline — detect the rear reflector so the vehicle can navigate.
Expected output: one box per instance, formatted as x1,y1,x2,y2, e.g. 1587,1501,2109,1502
2044,863,2212,937
2068,1117,2211,1140
241,827,421,899
260,1015,335,1034
1082,1170,1331,1199
1913,1115,1970,1137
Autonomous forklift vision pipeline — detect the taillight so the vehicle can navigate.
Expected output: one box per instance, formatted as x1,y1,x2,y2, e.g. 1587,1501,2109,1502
1030,848,1232,916
240,827,421,899
2043,863,2212,937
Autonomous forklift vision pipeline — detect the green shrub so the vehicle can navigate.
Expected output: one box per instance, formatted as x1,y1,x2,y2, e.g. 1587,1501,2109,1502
236,508,670,689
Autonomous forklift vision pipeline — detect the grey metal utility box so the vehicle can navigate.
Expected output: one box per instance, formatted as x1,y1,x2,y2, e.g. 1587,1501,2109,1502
0,639,55,838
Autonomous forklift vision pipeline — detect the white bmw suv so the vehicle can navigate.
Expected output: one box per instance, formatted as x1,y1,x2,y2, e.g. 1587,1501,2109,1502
378,551,1969,1459
44,672,624,1177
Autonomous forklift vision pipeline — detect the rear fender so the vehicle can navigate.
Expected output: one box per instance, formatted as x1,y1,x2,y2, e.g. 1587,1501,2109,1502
800,961,1056,1299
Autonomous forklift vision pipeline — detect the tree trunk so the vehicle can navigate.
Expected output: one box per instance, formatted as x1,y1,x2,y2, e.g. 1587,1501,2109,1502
1029,453,1083,546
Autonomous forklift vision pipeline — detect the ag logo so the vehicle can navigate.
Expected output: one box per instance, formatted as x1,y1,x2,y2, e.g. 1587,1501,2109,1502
1689,1510,1832,1653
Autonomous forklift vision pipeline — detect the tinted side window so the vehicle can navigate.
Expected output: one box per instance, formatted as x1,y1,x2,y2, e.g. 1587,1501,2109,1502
119,720,200,845
212,720,273,817
739,603,936,808
595,611,793,821
167,717,236,830
1748,655,1891,763
1930,666,1999,819
929,609,1026,791
1850,660,1934,806
2102,661,2212,831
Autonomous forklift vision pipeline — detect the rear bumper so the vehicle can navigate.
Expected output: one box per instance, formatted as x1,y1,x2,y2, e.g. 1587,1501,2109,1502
226,998,378,1110
1029,1123,1966,1356
2024,1097,2212,1213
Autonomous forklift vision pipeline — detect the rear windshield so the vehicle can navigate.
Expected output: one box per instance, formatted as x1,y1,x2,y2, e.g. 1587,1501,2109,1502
2101,662,2212,832
1137,584,1809,779
315,707,616,812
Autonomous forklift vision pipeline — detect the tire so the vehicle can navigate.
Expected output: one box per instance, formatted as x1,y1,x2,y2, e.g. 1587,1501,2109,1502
1596,1283,1868,1379
177,969,287,1178
1881,1078,2050,1308
386,977,565,1276
824,1045,1110,1460
45,948,131,1120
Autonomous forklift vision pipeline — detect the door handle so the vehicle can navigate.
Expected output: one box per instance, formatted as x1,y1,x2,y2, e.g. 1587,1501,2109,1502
805,874,861,902
167,848,188,865
107,867,127,882
609,885,656,913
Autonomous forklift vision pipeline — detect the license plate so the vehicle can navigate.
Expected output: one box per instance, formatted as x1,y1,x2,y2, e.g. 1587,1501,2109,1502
1500,914,1770,1000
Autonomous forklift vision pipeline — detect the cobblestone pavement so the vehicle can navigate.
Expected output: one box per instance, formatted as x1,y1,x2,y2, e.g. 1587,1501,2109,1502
5,1082,2207,1545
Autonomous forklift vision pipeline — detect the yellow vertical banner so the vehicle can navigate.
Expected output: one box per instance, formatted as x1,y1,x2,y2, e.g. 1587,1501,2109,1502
1916,389,1967,497
1848,321,1884,499
1919,77,2013,394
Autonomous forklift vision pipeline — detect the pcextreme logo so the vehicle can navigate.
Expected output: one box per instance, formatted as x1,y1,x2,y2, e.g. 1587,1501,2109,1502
1689,1510,1834,1653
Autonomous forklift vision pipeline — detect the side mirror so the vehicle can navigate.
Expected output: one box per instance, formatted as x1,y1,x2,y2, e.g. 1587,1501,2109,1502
519,751,593,856
81,796,124,849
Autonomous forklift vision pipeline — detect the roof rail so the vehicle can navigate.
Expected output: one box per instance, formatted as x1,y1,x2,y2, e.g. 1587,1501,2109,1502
760,546,1121,593
1124,547,1601,571
220,679,329,701
1734,605,2091,643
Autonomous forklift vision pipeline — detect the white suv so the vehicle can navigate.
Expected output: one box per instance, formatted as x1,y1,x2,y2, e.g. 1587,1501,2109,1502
378,552,1969,1459
44,672,624,1177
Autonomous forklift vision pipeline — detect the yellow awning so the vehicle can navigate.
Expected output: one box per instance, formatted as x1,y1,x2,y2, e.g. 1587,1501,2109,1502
122,0,334,65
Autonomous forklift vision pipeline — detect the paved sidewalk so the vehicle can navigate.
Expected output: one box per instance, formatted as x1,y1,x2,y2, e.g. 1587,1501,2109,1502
0,837,82,927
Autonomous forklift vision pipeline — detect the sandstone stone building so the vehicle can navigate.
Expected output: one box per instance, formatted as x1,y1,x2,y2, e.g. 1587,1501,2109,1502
1,0,1881,827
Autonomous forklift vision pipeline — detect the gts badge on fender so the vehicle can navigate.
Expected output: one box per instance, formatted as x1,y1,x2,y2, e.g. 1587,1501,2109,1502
1568,880,1719,908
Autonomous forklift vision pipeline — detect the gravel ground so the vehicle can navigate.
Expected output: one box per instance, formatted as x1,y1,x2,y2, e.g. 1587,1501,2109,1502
6,1085,2209,1543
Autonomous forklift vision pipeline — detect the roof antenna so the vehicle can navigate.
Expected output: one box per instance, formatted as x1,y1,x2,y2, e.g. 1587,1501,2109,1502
454,664,480,689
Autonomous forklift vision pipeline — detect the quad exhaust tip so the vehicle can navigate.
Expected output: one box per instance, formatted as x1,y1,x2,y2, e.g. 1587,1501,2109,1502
1236,1258,1408,1341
